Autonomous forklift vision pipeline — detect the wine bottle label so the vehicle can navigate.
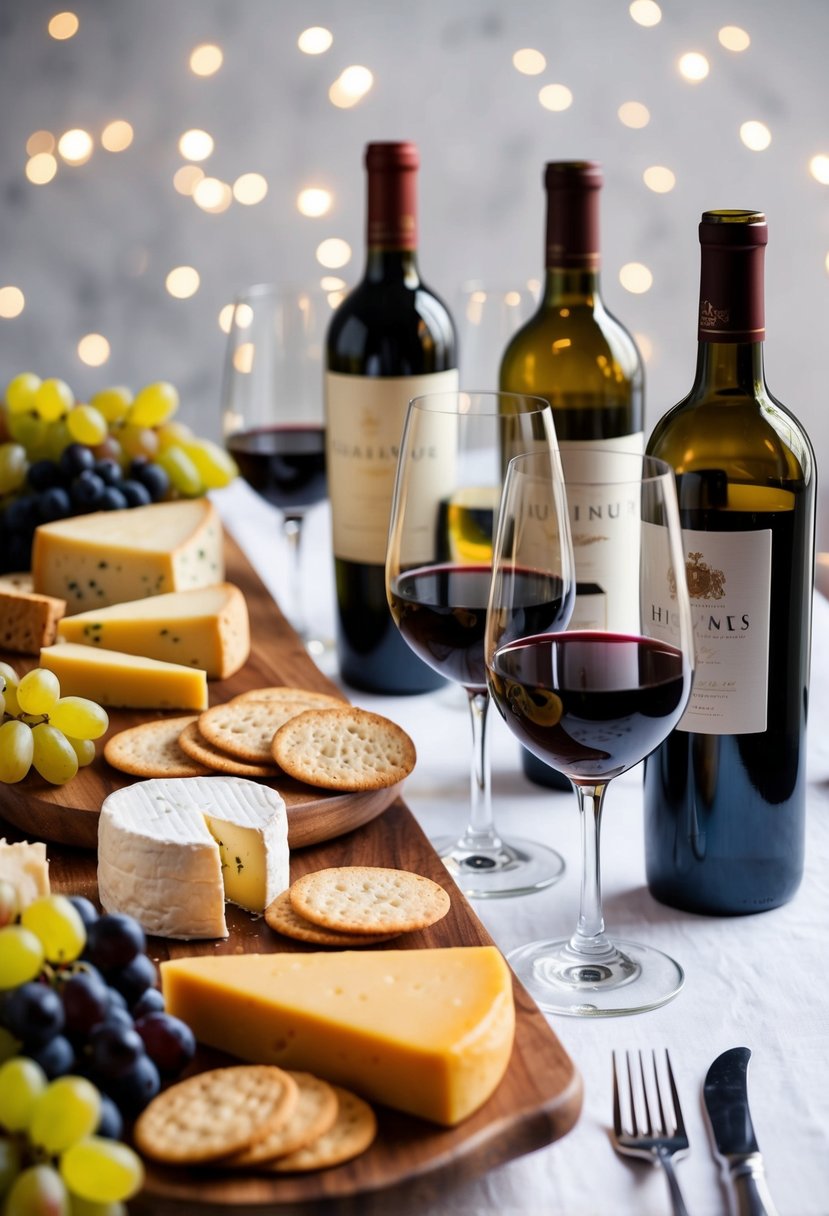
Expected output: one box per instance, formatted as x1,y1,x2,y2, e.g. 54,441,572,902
325,369,460,564
559,433,644,631
644,525,771,735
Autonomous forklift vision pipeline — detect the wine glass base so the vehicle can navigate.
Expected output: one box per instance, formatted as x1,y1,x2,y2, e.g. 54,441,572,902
508,937,684,1017
433,835,565,900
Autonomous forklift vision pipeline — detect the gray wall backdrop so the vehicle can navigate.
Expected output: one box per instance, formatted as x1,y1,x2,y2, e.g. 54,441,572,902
1,0,827,468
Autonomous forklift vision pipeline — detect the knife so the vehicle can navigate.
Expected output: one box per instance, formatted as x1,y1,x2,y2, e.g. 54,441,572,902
703,1047,780,1216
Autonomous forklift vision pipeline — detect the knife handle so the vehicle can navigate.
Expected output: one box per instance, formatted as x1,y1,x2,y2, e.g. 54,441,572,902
728,1154,780,1216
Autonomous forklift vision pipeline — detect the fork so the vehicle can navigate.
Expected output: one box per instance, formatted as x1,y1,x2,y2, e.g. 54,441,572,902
612,1049,691,1216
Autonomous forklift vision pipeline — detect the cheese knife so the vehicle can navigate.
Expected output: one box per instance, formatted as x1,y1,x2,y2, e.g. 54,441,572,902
702,1047,779,1216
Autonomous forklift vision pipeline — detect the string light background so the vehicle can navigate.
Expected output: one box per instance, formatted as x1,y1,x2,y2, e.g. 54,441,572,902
0,0,827,465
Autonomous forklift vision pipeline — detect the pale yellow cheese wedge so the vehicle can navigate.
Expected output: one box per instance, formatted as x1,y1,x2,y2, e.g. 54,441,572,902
31,498,224,613
161,946,515,1126
56,583,249,679
0,839,50,910
39,642,208,710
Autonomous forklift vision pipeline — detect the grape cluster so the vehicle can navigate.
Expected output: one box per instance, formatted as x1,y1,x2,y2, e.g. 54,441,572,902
0,664,108,787
0,374,238,573
0,892,196,1212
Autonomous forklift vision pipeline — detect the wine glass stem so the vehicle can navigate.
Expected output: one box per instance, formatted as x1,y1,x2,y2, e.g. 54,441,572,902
571,783,613,956
461,690,502,851
281,512,307,638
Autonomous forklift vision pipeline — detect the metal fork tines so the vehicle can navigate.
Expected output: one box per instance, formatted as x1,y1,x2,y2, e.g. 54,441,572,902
612,1049,691,1216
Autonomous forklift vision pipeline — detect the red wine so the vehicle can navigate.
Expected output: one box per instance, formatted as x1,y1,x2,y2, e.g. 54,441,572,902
490,632,688,783
389,565,567,693
227,425,326,512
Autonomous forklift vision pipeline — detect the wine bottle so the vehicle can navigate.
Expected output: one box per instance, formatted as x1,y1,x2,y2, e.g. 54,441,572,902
325,142,458,693
499,160,644,787
644,210,816,915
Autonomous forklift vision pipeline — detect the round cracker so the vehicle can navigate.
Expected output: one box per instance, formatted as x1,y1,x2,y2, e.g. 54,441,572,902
232,686,346,708
289,866,451,936
264,889,399,947
178,719,279,778
271,707,415,792
134,1065,298,1165
226,1072,339,1167
104,716,211,778
198,699,316,762
271,1085,377,1173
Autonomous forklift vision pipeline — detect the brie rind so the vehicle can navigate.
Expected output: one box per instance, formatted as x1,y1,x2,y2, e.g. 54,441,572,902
98,776,289,940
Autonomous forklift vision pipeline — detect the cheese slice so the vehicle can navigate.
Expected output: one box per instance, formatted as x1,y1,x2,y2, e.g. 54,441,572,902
31,498,224,613
98,776,289,939
0,839,50,910
56,583,250,679
161,946,515,1125
39,642,208,710
0,585,65,655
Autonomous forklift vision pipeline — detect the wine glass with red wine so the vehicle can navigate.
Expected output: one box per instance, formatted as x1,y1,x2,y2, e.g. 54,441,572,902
486,449,695,1014
221,284,332,648
386,391,574,898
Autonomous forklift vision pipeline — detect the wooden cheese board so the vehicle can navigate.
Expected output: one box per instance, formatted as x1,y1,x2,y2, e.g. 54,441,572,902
0,537,401,851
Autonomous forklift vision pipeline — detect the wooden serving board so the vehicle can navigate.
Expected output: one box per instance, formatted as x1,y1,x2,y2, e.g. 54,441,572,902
0,537,400,851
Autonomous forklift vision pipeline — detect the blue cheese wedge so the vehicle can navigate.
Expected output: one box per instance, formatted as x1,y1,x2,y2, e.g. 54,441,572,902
98,776,289,939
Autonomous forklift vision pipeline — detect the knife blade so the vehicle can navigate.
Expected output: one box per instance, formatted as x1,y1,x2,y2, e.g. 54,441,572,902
703,1047,780,1216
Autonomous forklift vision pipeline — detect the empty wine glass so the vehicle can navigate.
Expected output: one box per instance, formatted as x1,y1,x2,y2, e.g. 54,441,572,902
386,391,573,898
220,283,333,651
487,450,695,1013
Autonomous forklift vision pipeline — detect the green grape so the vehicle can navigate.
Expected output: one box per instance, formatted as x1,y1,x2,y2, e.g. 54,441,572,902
34,379,74,423
128,380,179,427
48,698,108,742
0,690,5,718
21,896,85,964
44,419,72,461
0,880,18,929
5,373,41,417
69,1197,127,1216
30,724,79,786
66,406,107,447
29,1076,101,1155
4,1164,69,1216
0,720,34,783
90,387,131,425
0,444,28,495
0,661,19,693
117,424,158,461
0,1057,48,1131
182,438,237,489
0,926,44,989
6,412,47,453
0,1027,19,1065
156,420,193,449
17,669,61,716
66,737,96,767
157,445,203,496
92,436,122,465
0,1134,22,1196
59,1138,144,1205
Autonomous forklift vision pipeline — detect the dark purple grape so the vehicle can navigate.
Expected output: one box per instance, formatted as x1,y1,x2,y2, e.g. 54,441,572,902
36,486,72,522
70,470,106,510
106,1054,161,1116
2,495,39,532
3,532,32,570
26,1034,75,1078
120,479,152,507
96,1094,124,1140
67,896,99,930
93,458,122,486
1,981,64,1047
59,443,96,479
132,460,170,502
85,914,146,970
88,1021,145,1079
106,952,157,1008
59,968,110,1037
101,1005,134,1033
105,986,128,1013
131,987,165,1018
100,486,129,511
27,459,61,492
135,1012,196,1075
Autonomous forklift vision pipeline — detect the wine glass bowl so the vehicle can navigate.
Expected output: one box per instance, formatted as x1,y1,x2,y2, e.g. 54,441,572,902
386,391,574,898
486,450,695,1013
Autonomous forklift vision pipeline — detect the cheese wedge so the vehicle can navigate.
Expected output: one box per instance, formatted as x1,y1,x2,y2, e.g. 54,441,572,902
39,642,207,710
56,583,250,679
0,585,65,654
31,498,224,612
98,777,289,939
0,839,50,910
161,946,515,1125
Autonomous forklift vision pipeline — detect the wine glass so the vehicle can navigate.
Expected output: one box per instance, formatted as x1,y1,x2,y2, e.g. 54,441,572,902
220,283,333,651
486,449,695,1014
386,391,574,898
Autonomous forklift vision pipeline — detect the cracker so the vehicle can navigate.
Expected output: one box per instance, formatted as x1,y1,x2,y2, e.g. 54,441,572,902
177,719,279,778
104,716,211,778
133,1065,298,1164
198,699,316,762
264,889,398,947
232,686,346,708
271,707,415,792
271,1085,377,1173
289,866,451,936
226,1072,339,1167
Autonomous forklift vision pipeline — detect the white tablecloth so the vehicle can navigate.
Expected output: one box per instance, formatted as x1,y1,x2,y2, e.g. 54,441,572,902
217,480,829,1216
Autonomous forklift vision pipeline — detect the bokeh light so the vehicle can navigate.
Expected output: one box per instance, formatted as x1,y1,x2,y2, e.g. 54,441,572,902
190,44,223,76
643,165,676,193
618,101,650,129
740,121,771,152
77,334,111,367
320,276,346,291
178,129,214,161
58,129,93,165
298,27,333,54
329,65,374,108
679,52,710,81
101,121,134,152
193,177,233,213
218,304,235,334
629,1,661,27
513,48,546,75
719,26,751,52
26,131,55,156
634,332,654,362
48,11,79,39
173,165,204,196
233,342,255,373
165,266,200,299
316,238,352,269
0,287,25,319
809,155,829,184
538,84,573,112
26,154,58,185
233,173,269,205
619,263,653,294
297,187,333,217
